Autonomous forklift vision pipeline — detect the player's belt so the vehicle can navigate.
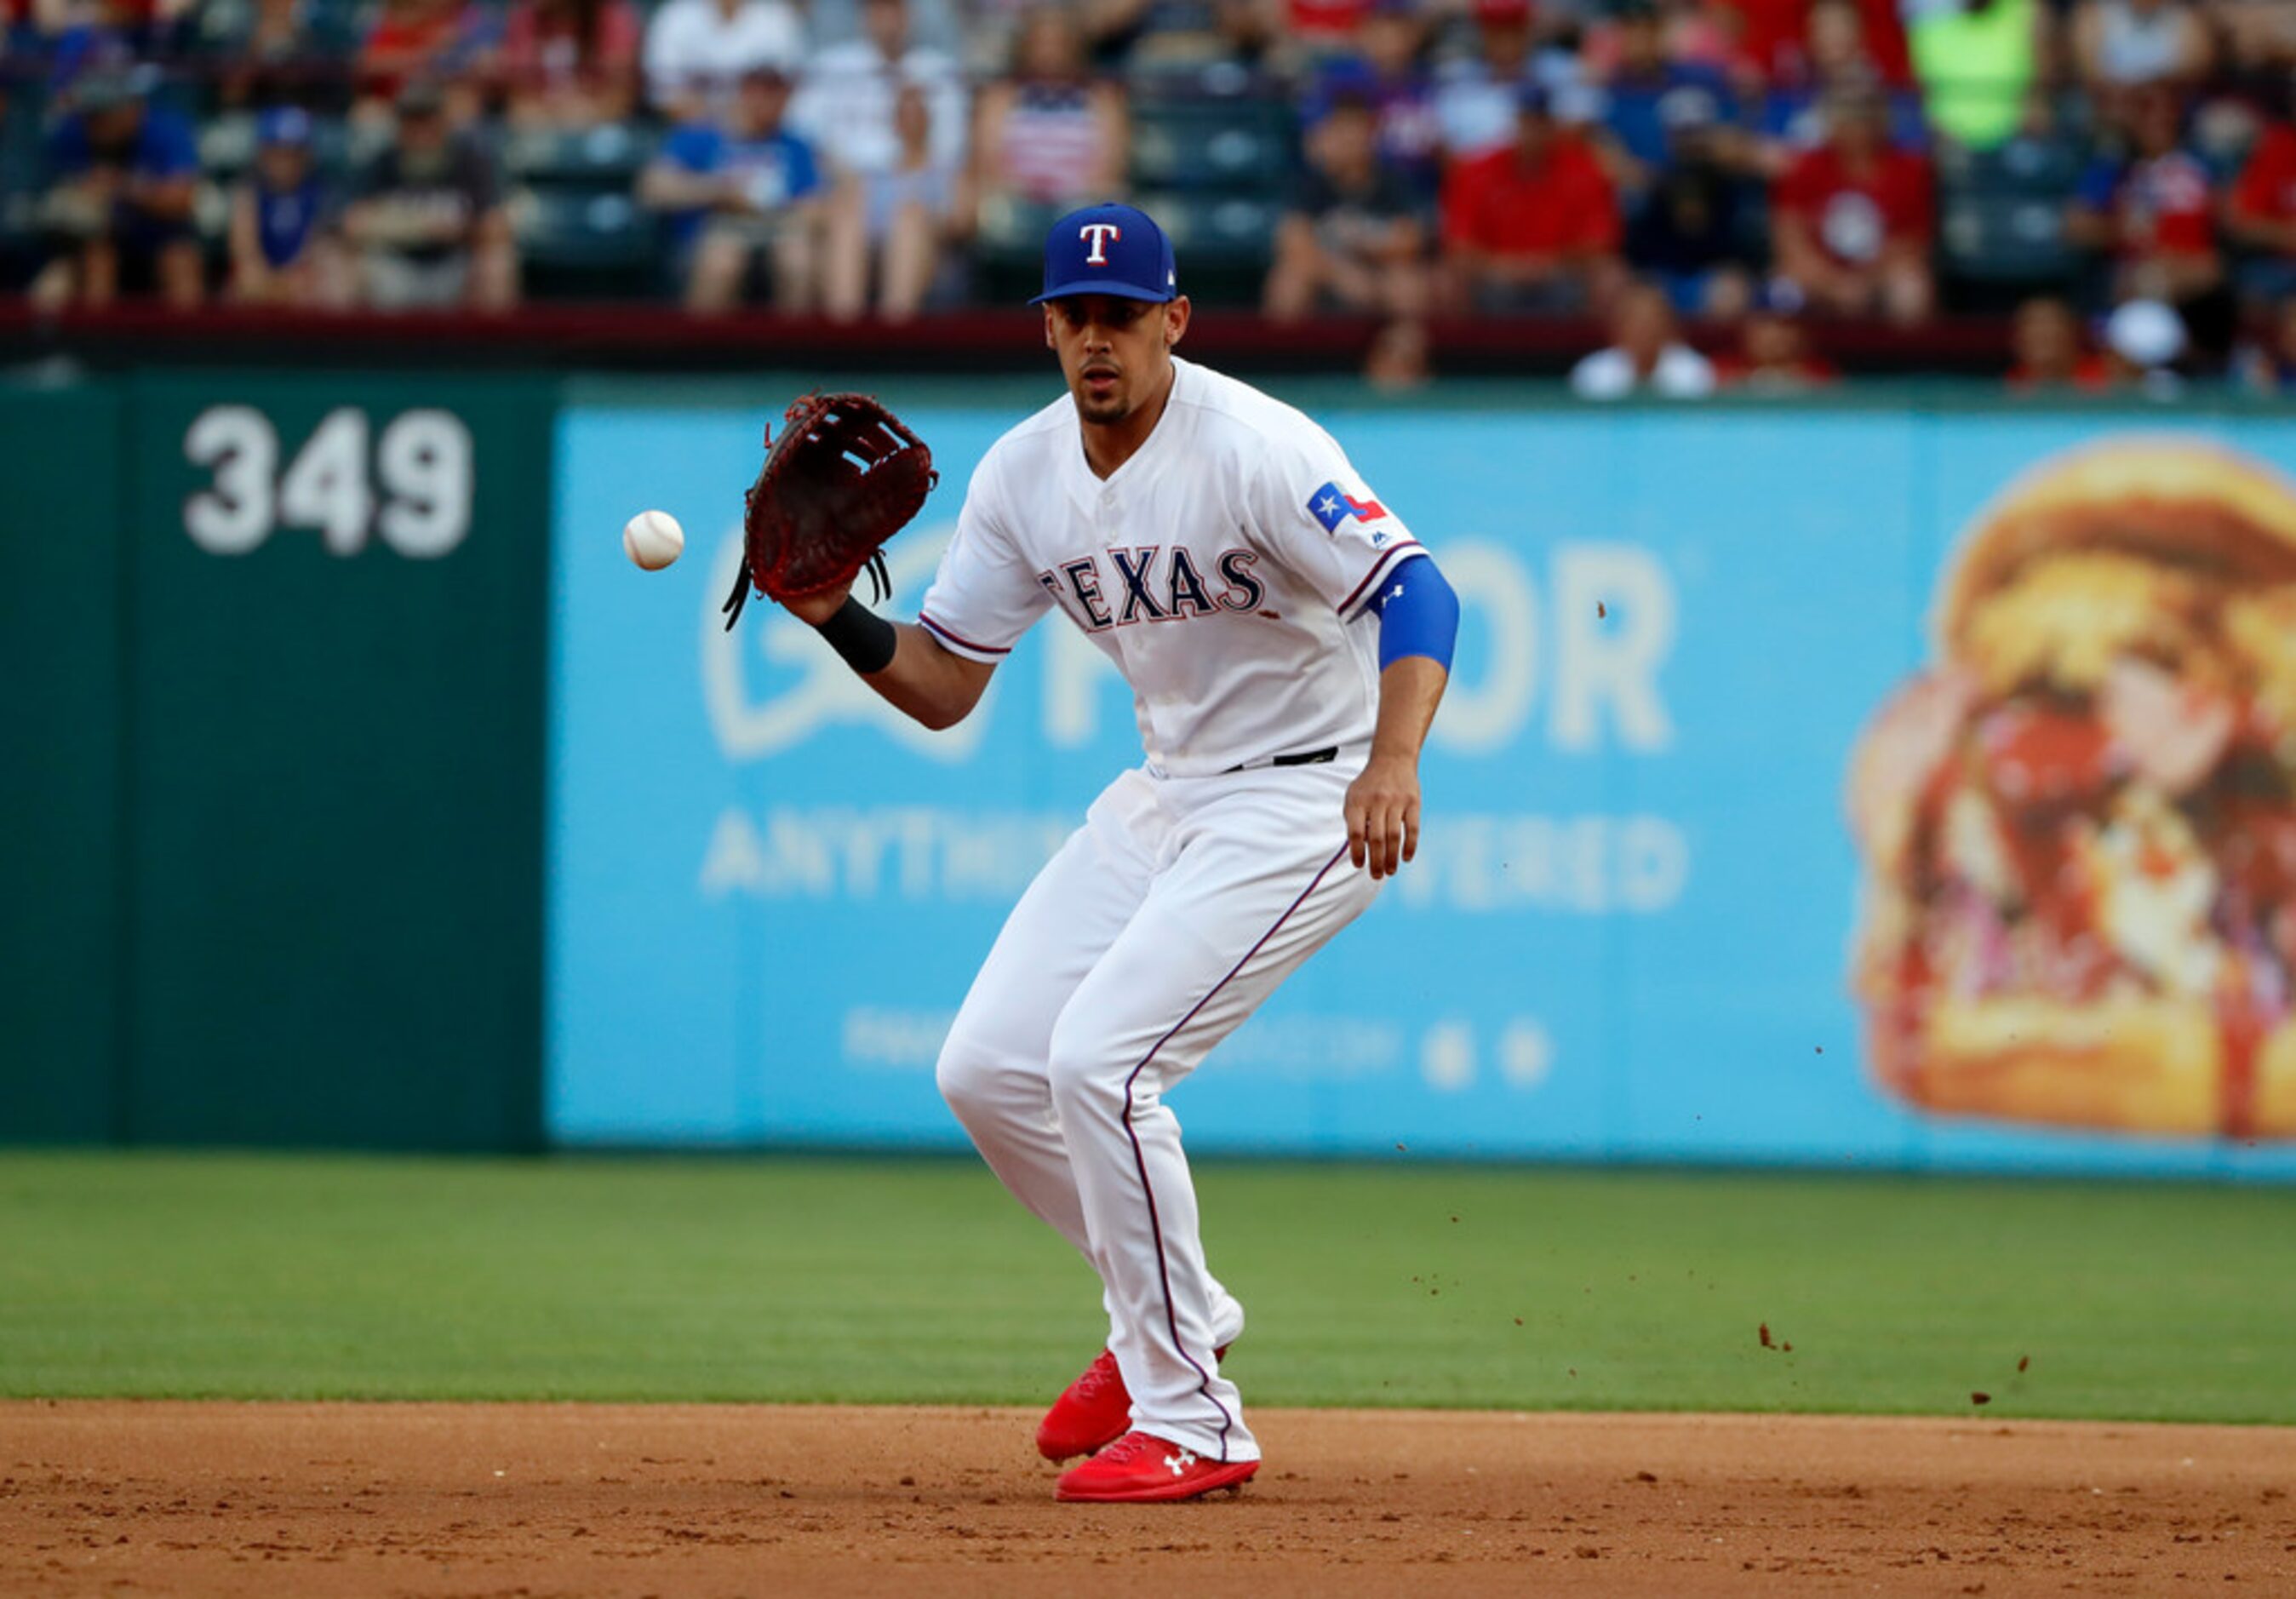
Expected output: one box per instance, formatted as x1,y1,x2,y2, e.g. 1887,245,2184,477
1222,746,1337,774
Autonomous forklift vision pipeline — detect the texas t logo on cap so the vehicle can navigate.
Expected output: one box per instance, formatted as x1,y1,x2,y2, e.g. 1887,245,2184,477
1079,222,1122,266
1032,203,1179,305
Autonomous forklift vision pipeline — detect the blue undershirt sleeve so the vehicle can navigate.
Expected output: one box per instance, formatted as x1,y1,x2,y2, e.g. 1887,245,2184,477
1366,552,1458,673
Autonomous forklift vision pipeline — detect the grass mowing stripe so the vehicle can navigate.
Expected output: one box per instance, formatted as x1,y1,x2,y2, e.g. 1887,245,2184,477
0,1152,2290,1423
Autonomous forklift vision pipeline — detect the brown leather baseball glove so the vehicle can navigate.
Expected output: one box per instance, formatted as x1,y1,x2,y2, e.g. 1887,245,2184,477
719,392,939,630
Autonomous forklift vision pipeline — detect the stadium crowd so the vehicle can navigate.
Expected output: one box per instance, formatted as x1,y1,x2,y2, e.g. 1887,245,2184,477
3,0,2296,387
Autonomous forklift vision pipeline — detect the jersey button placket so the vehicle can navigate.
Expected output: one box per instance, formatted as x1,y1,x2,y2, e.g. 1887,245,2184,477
1098,490,1138,665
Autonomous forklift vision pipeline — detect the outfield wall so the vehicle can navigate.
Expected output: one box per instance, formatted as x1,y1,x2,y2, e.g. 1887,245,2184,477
9,370,2296,1175
548,392,2296,1178
0,374,549,1150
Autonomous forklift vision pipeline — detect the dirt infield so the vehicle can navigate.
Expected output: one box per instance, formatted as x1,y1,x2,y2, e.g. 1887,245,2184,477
3,1403,2291,1597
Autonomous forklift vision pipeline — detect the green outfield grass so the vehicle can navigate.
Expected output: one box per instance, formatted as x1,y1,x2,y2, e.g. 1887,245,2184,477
1,1152,2291,1424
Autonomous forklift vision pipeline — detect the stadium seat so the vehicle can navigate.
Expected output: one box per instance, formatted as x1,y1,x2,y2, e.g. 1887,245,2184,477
1942,135,2085,199
501,122,650,186
1131,189,1280,305
2190,100,2260,185
0,83,46,290
972,192,1063,303
199,111,258,181
510,184,661,300
1939,191,2077,292
200,112,361,186
1732,186,1773,272
1128,98,1293,194
343,117,396,172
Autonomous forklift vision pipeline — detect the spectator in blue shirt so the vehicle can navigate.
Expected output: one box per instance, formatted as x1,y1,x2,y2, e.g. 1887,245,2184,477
639,65,824,312
229,106,347,306
1302,0,1444,203
1595,0,1738,195
31,67,203,307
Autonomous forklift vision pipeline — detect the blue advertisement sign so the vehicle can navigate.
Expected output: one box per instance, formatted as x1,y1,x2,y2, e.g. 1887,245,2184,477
550,393,2296,1178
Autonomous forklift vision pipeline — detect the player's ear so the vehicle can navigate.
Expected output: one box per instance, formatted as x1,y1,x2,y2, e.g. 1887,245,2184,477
1043,305,1057,350
1165,295,1190,351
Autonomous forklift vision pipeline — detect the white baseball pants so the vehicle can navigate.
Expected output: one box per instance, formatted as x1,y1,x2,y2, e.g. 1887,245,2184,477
936,759,1379,1463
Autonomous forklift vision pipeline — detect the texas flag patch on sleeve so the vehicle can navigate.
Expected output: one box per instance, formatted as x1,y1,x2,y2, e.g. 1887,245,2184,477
1308,480,1389,534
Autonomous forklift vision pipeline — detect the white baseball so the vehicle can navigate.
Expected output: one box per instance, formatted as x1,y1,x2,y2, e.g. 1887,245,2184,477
622,509,684,571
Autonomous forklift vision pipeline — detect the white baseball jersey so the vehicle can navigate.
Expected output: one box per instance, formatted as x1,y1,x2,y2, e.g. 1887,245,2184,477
916,356,1424,775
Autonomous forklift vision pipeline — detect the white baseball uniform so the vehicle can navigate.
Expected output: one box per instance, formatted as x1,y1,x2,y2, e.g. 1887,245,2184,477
925,355,1425,1463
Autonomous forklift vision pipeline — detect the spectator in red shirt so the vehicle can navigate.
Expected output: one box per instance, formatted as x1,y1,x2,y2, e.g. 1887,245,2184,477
2064,84,2221,318
2227,118,2296,311
1441,85,1623,313
358,0,495,122
1752,1,1927,178
1715,297,1838,390
1768,84,1932,322
495,0,644,129
2236,297,2296,397
2004,295,2113,393
1288,0,1368,54
1723,0,1911,89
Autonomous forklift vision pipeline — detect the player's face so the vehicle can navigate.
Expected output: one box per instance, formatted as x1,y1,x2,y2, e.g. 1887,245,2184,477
1044,294,1190,427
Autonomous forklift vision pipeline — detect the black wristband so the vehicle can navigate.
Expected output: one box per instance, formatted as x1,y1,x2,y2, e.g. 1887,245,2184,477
815,594,899,676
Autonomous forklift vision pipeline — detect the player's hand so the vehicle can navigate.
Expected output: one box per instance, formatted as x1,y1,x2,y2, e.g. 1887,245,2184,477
782,583,851,627
1343,754,1420,880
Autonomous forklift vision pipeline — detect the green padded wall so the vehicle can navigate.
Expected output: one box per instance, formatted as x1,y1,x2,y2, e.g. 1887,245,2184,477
115,374,553,1149
0,383,127,1141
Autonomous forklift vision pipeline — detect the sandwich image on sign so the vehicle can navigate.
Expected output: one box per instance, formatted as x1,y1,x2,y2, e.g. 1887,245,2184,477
1847,439,2296,1138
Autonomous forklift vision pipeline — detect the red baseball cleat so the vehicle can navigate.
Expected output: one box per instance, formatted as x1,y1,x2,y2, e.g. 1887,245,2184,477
1035,1344,1234,1462
1036,1348,1129,1462
1055,1431,1260,1503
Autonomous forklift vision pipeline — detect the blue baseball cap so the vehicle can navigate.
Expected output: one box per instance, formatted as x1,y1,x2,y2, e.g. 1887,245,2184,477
1031,203,1178,306
257,106,312,148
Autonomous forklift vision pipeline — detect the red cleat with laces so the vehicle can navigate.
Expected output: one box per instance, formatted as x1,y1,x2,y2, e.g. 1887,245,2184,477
1035,1344,1234,1462
1055,1430,1260,1504
1036,1348,1129,1461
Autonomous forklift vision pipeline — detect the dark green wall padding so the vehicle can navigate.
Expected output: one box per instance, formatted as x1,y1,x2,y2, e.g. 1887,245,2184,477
0,386,125,1142
0,374,553,1151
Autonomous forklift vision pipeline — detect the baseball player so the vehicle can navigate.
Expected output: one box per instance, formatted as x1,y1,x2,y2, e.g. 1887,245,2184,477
782,202,1459,1502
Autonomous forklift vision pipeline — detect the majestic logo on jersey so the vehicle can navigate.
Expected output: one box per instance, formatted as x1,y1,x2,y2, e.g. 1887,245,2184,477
1079,222,1123,266
1039,546,1263,632
1308,480,1389,534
